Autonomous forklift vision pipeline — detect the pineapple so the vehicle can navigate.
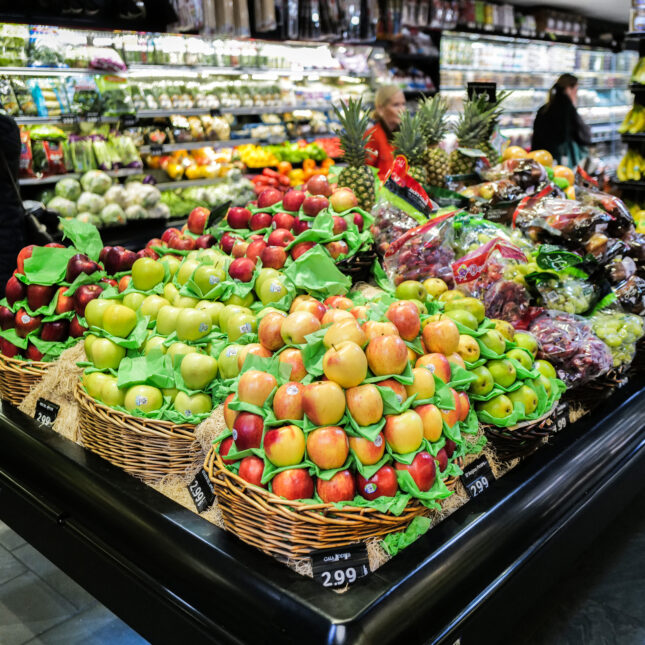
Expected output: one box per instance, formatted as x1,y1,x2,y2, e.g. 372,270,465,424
477,90,510,165
418,95,451,187
332,98,375,211
449,93,500,175
393,111,427,184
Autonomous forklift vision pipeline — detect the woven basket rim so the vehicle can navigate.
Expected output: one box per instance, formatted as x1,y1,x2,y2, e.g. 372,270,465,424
0,352,50,375
480,405,556,433
74,380,196,439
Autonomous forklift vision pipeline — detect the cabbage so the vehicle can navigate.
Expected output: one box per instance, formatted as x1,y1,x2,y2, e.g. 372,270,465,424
80,170,112,195
54,177,81,201
77,212,101,227
140,185,161,208
125,204,147,220
47,196,77,218
77,191,106,214
146,202,170,219
123,182,161,208
125,181,144,193
100,203,126,226
103,185,127,208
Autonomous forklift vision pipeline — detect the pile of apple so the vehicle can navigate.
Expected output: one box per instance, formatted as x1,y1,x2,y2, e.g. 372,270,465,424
214,292,479,506
393,277,565,426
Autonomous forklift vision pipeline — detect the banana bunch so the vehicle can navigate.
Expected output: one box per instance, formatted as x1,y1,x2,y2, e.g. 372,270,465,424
631,57,645,84
617,149,645,182
619,104,645,134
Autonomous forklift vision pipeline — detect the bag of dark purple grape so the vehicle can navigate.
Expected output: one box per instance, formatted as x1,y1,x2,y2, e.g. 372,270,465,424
481,158,547,191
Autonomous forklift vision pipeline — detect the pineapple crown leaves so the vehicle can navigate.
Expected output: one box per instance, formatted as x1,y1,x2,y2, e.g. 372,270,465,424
332,97,371,166
392,111,425,164
473,89,511,132
417,94,451,144
455,92,508,147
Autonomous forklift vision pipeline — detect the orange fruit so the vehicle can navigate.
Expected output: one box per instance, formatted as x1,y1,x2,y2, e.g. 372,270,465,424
277,161,292,174
553,165,575,184
527,149,554,167
565,186,576,200
502,145,528,160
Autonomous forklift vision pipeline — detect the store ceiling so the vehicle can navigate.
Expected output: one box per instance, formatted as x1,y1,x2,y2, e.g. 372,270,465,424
509,0,629,24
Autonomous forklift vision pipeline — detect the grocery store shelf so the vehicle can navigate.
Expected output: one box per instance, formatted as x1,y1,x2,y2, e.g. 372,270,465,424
621,133,645,143
139,138,255,154
612,178,645,189
128,64,369,78
0,66,119,76
14,115,120,125
630,83,645,93
442,64,616,76
154,177,229,190
135,103,333,120
18,167,142,186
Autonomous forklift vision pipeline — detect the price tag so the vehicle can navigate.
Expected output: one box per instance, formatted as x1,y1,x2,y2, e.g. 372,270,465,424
553,402,569,433
460,456,495,499
267,135,283,144
34,398,60,428
84,112,101,123
311,544,370,588
210,107,222,117
187,468,215,513
121,113,138,127
60,113,79,126
149,143,164,155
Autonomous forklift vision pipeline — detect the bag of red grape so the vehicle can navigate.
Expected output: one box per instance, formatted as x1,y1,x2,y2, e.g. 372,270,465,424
481,158,547,191
371,155,438,256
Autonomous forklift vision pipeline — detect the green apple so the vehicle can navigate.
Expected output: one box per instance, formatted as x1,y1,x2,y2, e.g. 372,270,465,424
196,300,225,325
532,374,552,396
534,359,557,379
491,318,515,341
480,329,506,356
477,394,513,419
100,375,126,407
102,303,137,338
167,341,194,367
123,292,145,311
254,268,282,296
218,305,246,335
144,335,167,355
180,352,218,390
224,293,255,308
186,250,200,261
124,384,164,413
227,312,257,341
469,365,494,396
90,338,126,370
173,295,200,309
218,344,242,379
163,283,179,303
176,308,212,342
445,297,485,324
394,280,425,301
140,295,170,321
132,257,165,291
437,290,465,303
84,333,98,360
156,305,181,336
423,277,448,298
408,298,427,314
83,371,111,400
173,391,212,417
259,279,288,305
176,259,200,285
84,298,113,329
193,264,226,295
444,309,478,331
160,254,181,277
162,387,178,402
508,384,538,415
514,331,539,357
487,359,517,388
257,307,286,320
196,249,220,265
507,348,533,371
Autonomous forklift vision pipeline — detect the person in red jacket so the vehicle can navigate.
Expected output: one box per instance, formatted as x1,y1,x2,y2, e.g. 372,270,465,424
365,85,406,181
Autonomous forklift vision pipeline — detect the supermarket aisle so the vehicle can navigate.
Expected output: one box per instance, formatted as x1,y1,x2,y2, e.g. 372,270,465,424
0,521,147,645
508,486,645,645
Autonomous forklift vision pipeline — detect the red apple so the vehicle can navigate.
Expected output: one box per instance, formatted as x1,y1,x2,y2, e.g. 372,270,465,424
290,241,315,260
220,232,240,254
246,239,267,262
118,275,131,292
271,468,314,500
324,296,354,310
26,343,44,361
100,277,118,288
258,312,286,351
376,378,407,404
386,301,421,341
306,174,332,197
44,242,65,249
384,410,424,454
444,438,457,458
263,424,306,467
317,470,355,503
0,305,14,330
195,234,216,249
330,188,358,212
66,254,101,283
249,211,272,231
435,448,448,473
272,212,295,231
351,305,368,320
357,465,398,500
187,206,210,235
232,240,249,258
306,426,349,470
161,228,181,243
302,195,329,217
353,212,364,231
0,338,20,358
395,451,436,491
272,382,305,420
282,189,306,212
349,433,385,466
331,215,348,235
267,228,294,248
228,257,256,282
416,353,451,383
219,437,237,464
291,298,326,321
366,335,409,376
146,238,164,249
457,391,470,422
16,245,36,274
223,393,238,430
73,284,103,317
26,284,56,311
416,403,443,442
232,412,264,450
259,246,287,270
325,240,349,260
238,369,278,407
302,381,346,426
69,315,88,338
5,275,26,306
169,236,195,251
257,188,283,209
293,218,311,235
15,308,42,338
278,348,307,381
227,207,252,229
40,319,69,342
136,248,158,260
238,456,266,488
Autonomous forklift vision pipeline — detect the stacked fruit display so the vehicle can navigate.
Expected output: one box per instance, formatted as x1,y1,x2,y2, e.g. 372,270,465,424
214,291,479,506
616,149,645,182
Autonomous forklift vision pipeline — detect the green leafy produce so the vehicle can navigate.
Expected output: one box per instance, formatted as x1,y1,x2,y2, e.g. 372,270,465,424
80,170,112,195
47,196,77,218
54,177,81,201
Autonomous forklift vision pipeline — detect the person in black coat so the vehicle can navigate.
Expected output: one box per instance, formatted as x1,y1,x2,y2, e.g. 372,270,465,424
0,115,25,298
531,73,592,166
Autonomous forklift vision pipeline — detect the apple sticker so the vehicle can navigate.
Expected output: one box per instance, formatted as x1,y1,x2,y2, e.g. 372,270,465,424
232,429,238,441
227,347,238,357
287,384,299,395
209,275,219,285
270,283,282,293
240,322,252,334
374,435,383,447
21,315,30,324
199,322,209,333
135,395,148,406
364,483,377,494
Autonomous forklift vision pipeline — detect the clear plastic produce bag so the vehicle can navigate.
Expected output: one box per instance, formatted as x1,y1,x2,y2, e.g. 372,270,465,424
481,158,547,191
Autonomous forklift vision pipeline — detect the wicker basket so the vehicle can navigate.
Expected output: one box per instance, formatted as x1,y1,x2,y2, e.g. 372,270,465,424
0,354,50,407
74,382,203,482
336,246,376,284
205,448,460,560
562,367,629,407
482,407,559,462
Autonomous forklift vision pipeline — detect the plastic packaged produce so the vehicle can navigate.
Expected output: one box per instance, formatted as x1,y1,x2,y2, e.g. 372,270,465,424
589,309,644,368
481,158,547,190
54,177,81,201
110,134,142,168
529,311,613,387
534,276,596,315
47,196,77,218
69,137,96,173
613,275,645,315
77,191,106,214
80,170,112,195
10,78,37,116
29,125,67,176
66,77,101,114
87,47,126,72
28,26,66,67
96,76,134,116
18,128,34,178
0,77,19,116
28,79,70,117
0,24,28,66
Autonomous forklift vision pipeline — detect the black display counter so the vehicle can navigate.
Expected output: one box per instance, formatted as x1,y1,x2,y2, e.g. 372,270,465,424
1,378,644,644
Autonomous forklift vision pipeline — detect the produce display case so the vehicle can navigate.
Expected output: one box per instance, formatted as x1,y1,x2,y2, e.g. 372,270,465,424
0,375,644,644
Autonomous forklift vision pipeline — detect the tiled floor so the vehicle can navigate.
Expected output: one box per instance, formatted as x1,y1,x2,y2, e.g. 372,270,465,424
0,522,147,645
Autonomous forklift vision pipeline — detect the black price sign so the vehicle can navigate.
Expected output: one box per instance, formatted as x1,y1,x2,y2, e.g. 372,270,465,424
210,107,221,117
311,544,370,588
60,113,79,126
85,111,101,123
149,143,164,155
553,402,569,433
121,113,138,127
460,456,495,499
467,82,496,102
187,468,215,513
34,398,60,428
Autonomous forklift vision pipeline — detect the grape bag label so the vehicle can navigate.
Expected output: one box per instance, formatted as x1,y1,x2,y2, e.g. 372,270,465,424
187,468,215,513
461,455,495,499
34,398,60,427
311,544,370,588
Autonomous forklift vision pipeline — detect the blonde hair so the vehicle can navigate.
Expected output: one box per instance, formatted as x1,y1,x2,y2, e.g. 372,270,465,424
374,84,403,111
